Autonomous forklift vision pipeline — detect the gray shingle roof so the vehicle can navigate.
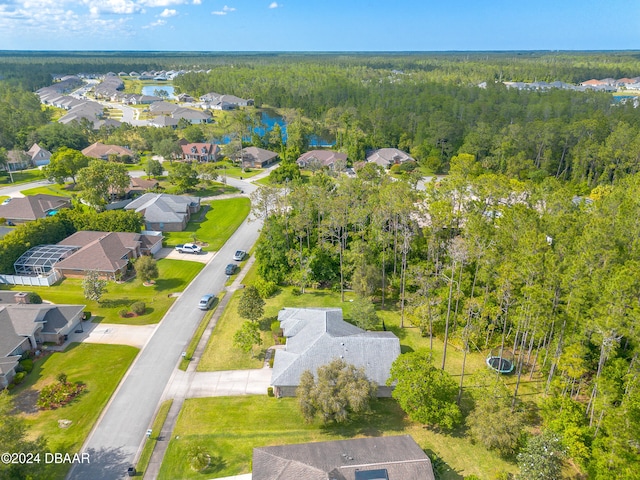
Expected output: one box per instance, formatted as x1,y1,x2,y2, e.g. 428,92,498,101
253,435,435,480
366,148,414,168
271,308,400,388
125,193,199,225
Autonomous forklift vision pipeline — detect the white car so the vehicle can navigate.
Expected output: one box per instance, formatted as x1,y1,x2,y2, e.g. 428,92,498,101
233,250,247,261
175,243,202,254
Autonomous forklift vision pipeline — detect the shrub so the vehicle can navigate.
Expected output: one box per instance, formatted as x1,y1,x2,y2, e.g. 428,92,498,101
37,380,86,410
0,217,5,225
270,320,281,334
130,301,146,316
267,386,275,397
13,372,26,384
82,311,91,320
291,287,302,296
7,383,16,390
254,277,279,298
269,356,275,368
119,308,129,318
27,292,43,304
19,359,33,373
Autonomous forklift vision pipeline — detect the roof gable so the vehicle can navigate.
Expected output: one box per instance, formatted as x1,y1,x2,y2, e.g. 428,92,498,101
252,436,434,480
271,308,400,387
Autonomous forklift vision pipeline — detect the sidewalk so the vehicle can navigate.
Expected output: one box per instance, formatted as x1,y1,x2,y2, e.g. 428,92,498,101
143,255,265,479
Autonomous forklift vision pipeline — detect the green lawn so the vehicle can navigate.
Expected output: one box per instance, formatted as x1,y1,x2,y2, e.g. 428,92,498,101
21,183,75,197
13,343,138,478
136,399,174,477
158,395,516,480
1,259,204,325
211,160,262,179
0,169,44,185
162,197,251,250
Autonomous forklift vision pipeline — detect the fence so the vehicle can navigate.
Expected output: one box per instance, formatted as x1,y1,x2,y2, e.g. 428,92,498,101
0,271,60,287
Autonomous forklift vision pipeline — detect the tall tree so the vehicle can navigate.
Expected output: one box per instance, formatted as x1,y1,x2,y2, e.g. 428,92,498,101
237,285,265,322
44,147,89,185
76,160,129,208
297,359,376,424
387,350,462,429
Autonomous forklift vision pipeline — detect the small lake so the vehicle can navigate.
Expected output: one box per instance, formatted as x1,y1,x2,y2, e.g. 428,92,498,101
141,84,176,99
216,109,334,147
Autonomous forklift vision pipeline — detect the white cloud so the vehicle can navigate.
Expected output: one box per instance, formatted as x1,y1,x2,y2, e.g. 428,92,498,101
0,0,135,41
268,2,280,8
143,18,166,28
192,0,201,4
138,0,189,6
159,8,177,17
212,5,235,15
86,0,144,15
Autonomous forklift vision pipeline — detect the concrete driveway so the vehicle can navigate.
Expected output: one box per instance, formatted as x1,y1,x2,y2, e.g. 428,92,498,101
162,368,272,399
48,322,158,351
154,247,215,264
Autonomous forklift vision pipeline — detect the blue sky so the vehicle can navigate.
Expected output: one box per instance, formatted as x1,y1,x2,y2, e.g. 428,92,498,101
0,0,638,51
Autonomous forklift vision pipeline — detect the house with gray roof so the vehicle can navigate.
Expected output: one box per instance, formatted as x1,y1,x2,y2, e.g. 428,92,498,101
0,194,71,224
271,308,401,398
366,148,415,169
253,435,435,480
0,300,85,388
124,192,200,231
297,150,348,171
240,146,279,168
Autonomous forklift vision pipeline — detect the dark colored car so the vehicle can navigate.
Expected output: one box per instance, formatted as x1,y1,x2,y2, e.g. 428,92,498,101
225,264,238,275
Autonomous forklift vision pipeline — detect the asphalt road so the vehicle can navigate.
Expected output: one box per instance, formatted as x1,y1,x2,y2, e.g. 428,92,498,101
67,178,262,479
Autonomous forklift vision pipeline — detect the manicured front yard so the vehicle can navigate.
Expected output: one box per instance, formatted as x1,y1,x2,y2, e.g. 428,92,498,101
2,258,204,325
162,197,251,250
12,343,138,478
210,160,262,179
21,183,75,197
158,395,516,480
0,168,44,185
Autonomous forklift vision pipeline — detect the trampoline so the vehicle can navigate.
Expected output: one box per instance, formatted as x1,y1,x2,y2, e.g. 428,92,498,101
486,349,515,374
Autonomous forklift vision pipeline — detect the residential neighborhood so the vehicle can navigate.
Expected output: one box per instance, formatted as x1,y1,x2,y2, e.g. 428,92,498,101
2,50,640,480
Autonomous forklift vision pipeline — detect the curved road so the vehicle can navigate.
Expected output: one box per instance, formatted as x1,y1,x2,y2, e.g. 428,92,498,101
66,176,263,479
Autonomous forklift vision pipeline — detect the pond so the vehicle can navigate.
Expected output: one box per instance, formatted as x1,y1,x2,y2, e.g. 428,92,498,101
141,84,176,99
216,109,334,147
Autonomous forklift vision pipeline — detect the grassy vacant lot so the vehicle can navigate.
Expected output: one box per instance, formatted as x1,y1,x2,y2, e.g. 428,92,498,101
162,197,250,250
159,395,516,480
2,259,203,325
12,343,138,478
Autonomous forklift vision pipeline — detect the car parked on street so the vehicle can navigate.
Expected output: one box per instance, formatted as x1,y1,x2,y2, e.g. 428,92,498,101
225,264,238,275
233,250,247,261
198,294,215,310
